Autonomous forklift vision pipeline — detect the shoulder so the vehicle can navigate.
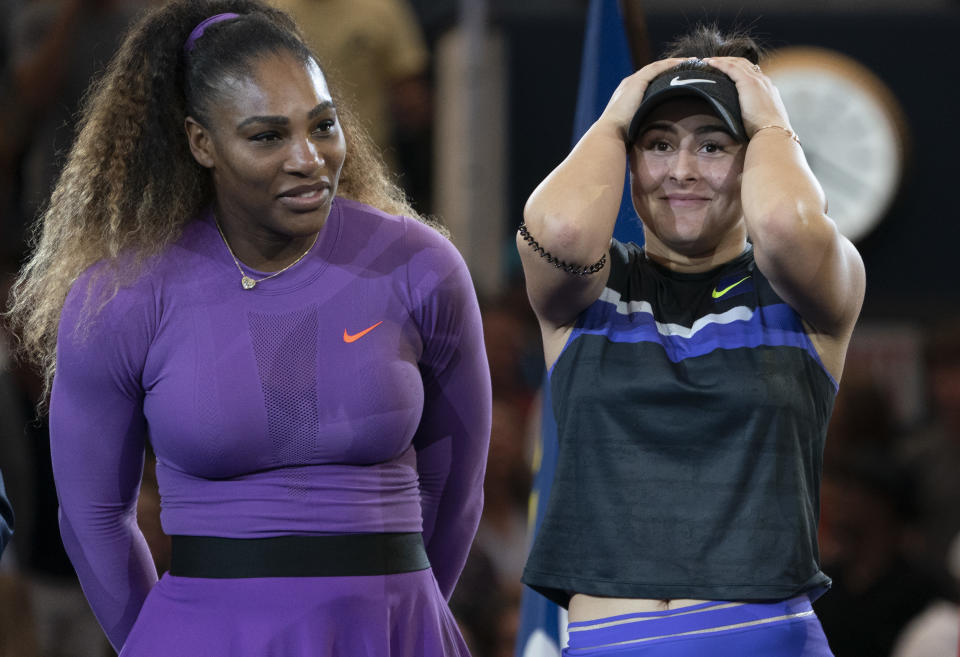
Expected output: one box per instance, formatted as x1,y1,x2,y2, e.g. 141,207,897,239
59,246,181,349
402,217,467,287
337,197,458,263
335,196,408,230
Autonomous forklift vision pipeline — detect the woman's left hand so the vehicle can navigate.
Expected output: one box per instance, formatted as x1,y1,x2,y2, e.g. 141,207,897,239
701,56,792,138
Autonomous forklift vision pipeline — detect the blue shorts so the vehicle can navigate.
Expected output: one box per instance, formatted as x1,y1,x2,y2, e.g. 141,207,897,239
563,595,834,656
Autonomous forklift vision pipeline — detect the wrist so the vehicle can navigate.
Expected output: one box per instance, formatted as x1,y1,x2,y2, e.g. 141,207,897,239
751,124,802,146
590,116,630,148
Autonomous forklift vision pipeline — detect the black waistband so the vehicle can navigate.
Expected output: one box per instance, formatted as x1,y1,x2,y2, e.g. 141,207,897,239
170,532,430,578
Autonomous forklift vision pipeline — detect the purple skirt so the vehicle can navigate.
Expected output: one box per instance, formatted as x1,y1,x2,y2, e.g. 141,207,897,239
119,569,469,656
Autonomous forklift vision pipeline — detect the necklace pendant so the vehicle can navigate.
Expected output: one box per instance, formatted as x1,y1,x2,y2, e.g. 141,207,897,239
241,275,257,290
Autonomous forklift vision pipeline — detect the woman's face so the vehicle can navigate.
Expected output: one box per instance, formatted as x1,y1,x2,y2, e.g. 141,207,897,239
629,97,746,262
188,53,346,242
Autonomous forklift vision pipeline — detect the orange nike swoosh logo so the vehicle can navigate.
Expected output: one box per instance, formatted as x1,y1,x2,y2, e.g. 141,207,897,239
343,321,383,343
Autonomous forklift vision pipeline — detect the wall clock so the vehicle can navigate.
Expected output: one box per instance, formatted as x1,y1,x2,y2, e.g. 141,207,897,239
761,46,910,243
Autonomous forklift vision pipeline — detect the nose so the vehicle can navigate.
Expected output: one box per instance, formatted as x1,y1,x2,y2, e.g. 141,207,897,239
668,149,699,183
283,137,323,176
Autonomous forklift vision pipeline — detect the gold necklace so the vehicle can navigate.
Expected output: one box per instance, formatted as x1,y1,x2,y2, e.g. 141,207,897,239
214,218,319,290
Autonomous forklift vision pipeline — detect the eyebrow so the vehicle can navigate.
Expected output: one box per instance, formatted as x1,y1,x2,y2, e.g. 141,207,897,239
236,101,335,130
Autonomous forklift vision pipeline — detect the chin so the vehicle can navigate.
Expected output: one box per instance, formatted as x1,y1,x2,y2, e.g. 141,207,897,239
657,230,722,257
275,205,332,233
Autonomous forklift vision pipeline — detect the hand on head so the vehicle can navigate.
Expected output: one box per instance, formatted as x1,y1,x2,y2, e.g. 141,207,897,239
700,57,793,138
601,55,793,146
597,57,689,141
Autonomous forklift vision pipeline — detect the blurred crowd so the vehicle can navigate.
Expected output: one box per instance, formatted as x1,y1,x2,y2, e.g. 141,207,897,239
0,2,958,657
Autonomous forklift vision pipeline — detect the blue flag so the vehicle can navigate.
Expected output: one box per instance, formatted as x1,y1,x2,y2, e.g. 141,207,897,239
515,2,640,656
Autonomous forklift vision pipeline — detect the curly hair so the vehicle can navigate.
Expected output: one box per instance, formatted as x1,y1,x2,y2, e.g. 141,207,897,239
7,0,434,399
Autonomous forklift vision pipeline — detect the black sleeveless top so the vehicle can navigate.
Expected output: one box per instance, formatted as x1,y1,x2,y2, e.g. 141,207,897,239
522,241,836,607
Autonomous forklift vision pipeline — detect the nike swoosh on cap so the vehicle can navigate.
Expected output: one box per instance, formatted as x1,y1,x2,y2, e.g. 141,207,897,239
670,76,717,86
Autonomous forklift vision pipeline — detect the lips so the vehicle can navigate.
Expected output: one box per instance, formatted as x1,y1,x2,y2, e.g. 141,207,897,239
665,194,710,201
663,194,710,207
277,181,331,211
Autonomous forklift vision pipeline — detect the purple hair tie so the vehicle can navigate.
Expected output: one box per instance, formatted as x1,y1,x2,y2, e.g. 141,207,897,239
183,12,240,55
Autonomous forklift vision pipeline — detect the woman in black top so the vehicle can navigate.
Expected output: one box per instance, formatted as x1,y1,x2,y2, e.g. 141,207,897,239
517,26,864,657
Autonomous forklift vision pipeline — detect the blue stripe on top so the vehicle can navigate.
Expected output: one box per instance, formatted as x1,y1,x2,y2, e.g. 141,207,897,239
567,289,838,390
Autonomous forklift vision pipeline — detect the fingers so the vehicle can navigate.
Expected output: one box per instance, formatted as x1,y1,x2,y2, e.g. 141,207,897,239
701,56,765,81
599,57,689,138
701,56,791,137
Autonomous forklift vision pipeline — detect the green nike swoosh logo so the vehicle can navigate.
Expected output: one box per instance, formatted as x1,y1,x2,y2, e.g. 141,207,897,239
711,276,750,299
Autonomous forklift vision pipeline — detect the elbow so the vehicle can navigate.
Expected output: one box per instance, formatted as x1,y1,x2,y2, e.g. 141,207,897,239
519,205,590,258
522,179,593,250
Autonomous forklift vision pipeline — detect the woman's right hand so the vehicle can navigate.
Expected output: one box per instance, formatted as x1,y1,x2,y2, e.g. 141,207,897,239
597,58,690,142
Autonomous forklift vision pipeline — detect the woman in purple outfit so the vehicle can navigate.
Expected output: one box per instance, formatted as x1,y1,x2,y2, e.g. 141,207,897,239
7,1,491,655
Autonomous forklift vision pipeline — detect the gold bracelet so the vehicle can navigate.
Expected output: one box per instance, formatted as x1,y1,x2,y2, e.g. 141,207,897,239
753,124,801,146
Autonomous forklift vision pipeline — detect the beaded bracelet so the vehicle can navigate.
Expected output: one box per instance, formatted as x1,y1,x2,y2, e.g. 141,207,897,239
518,222,607,276
754,124,802,146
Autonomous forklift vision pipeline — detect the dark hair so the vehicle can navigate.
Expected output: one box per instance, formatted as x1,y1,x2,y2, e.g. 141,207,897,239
184,12,314,127
662,24,763,64
8,0,426,401
644,24,764,86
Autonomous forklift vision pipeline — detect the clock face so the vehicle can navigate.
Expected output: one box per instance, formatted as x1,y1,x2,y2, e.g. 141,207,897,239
763,47,909,243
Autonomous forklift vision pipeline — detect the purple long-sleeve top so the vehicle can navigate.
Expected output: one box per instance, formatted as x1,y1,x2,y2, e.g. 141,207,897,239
50,198,492,651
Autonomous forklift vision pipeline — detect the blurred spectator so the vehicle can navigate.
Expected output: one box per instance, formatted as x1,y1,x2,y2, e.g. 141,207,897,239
890,531,960,657
480,295,541,415
816,450,955,657
0,572,41,657
490,589,521,657
270,0,433,209
475,399,531,591
449,541,505,657
899,317,960,575
4,0,145,260
825,375,900,466
0,0,24,235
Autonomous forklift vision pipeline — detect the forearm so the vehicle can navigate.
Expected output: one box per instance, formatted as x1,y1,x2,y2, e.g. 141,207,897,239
741,130,829,250
741,129,864,334
416,394,490,599
58,499,157,651
50,398,157,651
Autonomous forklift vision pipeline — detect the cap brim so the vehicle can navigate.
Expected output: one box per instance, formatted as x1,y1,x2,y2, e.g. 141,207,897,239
626,74,746,144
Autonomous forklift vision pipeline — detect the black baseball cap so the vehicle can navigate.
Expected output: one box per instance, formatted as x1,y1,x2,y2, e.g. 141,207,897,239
626,67,746,144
